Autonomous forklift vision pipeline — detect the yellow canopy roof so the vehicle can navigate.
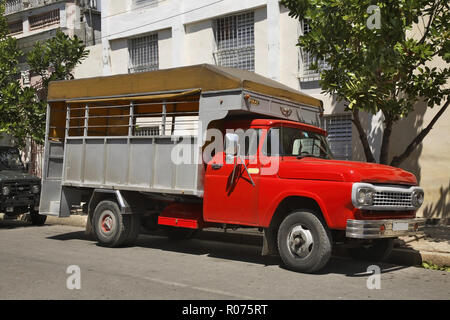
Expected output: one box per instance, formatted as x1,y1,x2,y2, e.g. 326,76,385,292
48,64,322,108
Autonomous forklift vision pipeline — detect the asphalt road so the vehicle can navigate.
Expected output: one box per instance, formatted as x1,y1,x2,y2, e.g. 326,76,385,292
0,220,449,300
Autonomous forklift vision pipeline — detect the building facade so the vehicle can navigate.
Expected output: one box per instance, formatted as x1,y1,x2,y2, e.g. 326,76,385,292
4,0,102,82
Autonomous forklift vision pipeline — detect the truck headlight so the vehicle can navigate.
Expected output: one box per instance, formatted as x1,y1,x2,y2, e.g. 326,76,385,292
411,189,424,208
355,187,375,206
31,185,40,194
2,186,10,196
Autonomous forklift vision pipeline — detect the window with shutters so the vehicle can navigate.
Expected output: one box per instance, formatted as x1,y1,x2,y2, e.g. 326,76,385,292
214,12,255,72
323,114,353,160
128,34,159,73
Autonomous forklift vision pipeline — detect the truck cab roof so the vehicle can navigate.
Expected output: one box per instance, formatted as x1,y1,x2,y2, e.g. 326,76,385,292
225,118,328,136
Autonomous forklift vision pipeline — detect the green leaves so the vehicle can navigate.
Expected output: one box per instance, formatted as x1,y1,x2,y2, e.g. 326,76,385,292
281,0,449,165
27,29,90,97
0,0,88,148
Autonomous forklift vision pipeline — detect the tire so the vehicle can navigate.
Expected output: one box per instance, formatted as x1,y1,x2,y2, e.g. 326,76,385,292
93,200,139,247
28,210,47,226
162,226,198,241
348,239,394,262
277,210,332,273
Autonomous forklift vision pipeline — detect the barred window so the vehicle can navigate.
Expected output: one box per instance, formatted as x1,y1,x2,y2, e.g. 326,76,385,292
323,114,353,160
29,9,60,30
8,20,23,35
299,20,328,81
128,34,159,73
214,12,255,71
133,0,158,8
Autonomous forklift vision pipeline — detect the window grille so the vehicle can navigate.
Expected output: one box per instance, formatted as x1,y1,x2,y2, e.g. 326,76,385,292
323,114,353,160
133,0,158,8
8,20,23,34
214,12,255,71
29,9,60,30
299,20,328,81
128,34,159,73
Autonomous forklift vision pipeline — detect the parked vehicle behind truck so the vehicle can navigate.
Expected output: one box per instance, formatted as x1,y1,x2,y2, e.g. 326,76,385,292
39,64,425,273
0,146,45,225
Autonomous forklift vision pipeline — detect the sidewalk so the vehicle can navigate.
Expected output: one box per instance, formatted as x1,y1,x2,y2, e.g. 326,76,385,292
4,213,450,269
390,225,450,269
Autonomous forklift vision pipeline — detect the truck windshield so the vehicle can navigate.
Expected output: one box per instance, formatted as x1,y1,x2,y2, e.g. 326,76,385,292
264,127,333,159
0,147,25,171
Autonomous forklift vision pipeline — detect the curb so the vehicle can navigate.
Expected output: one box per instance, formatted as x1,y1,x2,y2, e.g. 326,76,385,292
45,215,88,228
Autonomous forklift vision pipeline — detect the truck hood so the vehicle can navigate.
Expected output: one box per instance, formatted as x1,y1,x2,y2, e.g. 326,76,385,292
277,158,417,185
0,170,40,183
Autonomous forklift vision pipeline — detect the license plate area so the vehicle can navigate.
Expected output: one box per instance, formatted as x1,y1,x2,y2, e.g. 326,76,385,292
393,221,409,231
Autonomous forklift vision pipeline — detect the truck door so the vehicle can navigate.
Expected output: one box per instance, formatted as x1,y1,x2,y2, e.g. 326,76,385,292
203,130,260,226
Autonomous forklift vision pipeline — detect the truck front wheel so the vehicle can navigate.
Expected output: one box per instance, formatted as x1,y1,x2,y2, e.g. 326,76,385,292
277,210,332,273
93,200,139,247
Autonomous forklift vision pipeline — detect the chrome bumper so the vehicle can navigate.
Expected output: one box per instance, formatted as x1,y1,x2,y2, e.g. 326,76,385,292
346,219,425,239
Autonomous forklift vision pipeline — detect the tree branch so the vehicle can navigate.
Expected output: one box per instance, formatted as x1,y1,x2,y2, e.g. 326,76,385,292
390,97,449,167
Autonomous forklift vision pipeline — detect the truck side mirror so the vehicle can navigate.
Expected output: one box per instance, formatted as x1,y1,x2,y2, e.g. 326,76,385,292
225,133,239,157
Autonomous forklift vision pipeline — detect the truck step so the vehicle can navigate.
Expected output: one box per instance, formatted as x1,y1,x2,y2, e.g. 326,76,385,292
157,203,204,229
158,216,202,229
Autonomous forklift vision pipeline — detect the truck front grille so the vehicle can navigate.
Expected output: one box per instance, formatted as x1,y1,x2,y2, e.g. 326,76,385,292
373,191,413,208
4,182,32,195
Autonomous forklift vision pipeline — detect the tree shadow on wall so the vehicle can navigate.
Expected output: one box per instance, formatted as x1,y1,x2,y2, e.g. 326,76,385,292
422,180,450,223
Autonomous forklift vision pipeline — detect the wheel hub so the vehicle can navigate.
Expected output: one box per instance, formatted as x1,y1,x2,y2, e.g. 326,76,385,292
100,210,115,235
287,225,314,259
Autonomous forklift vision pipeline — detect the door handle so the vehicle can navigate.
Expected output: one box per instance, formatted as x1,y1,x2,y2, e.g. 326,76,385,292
211,163,223,170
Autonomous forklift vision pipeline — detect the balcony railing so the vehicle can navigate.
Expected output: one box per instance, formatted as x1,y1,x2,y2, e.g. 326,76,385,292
5,0,22,15
4,0,96,15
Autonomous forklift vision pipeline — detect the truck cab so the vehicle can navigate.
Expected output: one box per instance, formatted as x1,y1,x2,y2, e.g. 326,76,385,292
204,119,424,272
0,146,45,225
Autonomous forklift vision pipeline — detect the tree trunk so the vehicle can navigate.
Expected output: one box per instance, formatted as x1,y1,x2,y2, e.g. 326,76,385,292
390,98,449,167
352,108,376,163
379,113,393,165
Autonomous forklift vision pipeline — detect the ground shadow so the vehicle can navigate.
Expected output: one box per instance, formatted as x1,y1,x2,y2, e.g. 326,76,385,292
0,215,44,229
46,228,413,276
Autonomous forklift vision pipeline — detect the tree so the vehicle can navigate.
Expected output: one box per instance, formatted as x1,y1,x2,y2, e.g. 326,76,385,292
0,0,89,147
27,29,89,101
281,0,449,166
0,0,42,148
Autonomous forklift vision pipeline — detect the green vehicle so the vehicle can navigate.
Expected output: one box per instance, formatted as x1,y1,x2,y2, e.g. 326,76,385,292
0,146,46,225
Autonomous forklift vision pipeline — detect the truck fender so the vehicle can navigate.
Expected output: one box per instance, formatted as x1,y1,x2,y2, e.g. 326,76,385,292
263,191,331,229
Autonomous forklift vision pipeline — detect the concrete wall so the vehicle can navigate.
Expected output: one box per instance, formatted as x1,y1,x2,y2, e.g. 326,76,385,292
73,43,104,79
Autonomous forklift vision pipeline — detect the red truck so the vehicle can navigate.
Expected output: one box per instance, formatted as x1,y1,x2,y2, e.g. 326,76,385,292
39,65,424,273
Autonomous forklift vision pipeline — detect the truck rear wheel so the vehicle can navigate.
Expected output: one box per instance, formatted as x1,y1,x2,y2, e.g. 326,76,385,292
348,239,394,262
277,210,332,273
93,200,139,247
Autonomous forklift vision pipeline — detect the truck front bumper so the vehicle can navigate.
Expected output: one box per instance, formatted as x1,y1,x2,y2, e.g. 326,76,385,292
346,218,425,239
